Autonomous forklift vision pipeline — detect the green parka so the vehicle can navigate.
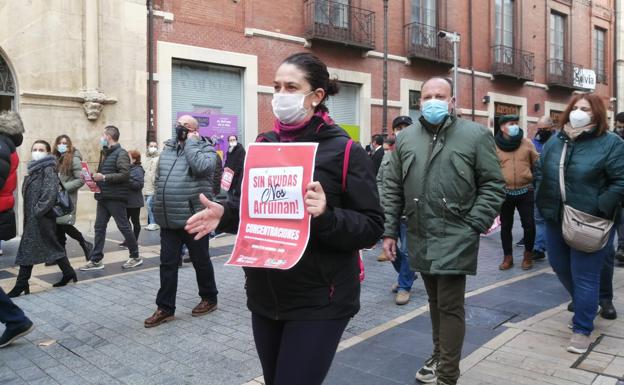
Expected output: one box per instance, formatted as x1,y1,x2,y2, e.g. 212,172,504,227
382,115,505,275
535,129,624,223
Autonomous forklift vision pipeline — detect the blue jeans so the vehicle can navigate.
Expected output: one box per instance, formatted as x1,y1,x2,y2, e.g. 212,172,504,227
391,220,416,291
600,249,614,303
0,287,29,329
145,195,155,225
545,222,615,335
534,204,546,252
617,209,624,250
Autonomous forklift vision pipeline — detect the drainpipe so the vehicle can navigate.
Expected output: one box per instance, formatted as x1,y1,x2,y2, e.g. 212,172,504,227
382,0,388,136
469,0,475,121
147,0,155,144
616,0,624,113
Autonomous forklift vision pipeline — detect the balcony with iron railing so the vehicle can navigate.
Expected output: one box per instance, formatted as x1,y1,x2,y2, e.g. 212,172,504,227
404,22,454,65
491,45,534,81
303,0,375,50
546,59,583,89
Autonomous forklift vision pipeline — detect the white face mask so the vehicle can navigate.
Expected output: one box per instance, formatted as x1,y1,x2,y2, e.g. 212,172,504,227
229,141,237,148
32,151,46,161
148,146,158,154
271,92,313,125
569,109,592,128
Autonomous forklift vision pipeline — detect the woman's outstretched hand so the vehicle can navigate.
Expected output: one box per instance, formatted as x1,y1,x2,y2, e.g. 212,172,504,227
305,181,327,218
185,193,225,240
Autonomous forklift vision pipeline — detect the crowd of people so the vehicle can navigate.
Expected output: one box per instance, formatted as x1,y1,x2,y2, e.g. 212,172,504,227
0,51,623,385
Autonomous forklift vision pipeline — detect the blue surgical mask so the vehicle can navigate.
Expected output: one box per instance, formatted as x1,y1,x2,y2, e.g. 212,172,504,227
421,99,449,125
507,124,520,137
100,137,109,149
57,144,68,154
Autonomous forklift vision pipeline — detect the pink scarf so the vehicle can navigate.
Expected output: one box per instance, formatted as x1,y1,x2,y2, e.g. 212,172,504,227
273,111,334,142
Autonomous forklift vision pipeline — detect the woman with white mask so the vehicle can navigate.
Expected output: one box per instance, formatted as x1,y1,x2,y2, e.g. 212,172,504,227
185,52,384,385
535,93,624,354
8,140,77,297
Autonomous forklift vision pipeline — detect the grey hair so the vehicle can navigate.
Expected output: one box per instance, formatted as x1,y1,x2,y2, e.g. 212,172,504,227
0,111,25,135
537,115,554,127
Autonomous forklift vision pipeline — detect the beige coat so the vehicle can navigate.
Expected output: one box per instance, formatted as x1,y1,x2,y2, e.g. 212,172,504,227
142,152,159,196
496,137,539,190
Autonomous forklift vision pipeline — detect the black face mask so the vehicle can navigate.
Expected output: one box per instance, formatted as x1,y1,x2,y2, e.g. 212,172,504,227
536,129,553,143
175,124,188,142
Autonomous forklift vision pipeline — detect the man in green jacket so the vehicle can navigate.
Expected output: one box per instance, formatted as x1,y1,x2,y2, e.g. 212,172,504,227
382,77,505,385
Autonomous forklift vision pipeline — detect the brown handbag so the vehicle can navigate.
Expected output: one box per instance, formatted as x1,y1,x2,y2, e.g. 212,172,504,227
559,142,613,253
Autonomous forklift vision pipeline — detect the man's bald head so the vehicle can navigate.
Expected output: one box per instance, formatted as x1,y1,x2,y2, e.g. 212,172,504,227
177,115,199,131
536,115,554,130
421,77,453,97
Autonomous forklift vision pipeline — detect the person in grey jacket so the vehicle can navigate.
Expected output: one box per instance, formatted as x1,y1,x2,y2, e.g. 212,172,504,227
8,140,77,297
52,135,93,261
145,115,219,328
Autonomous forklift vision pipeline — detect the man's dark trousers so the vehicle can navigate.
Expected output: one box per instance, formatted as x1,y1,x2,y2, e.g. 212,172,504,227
156,228,218,315
0,287,29,328
421,273,467,385
90,200,138,262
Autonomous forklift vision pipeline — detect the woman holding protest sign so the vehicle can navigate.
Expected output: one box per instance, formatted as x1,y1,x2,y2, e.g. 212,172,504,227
186,52,384,385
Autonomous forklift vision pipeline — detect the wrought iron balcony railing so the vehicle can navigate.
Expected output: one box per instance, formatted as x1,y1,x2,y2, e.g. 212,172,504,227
404,22,454,64
546,59,581,89
491,45,534,81
303,0,375,50
595,69,607,84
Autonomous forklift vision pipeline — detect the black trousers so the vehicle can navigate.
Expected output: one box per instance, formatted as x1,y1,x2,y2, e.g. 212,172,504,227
156,228,218,314
56,224,87,248
90,200,138,262
251,313,349,385
500,192,535,255
126,207,141,242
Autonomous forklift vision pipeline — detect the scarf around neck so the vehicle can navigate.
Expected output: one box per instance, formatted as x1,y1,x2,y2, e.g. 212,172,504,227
563,123,596,141
495,129,524,152
273,111,334,142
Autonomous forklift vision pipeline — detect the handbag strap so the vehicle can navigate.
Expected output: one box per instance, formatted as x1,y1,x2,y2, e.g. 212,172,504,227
558,142,568,203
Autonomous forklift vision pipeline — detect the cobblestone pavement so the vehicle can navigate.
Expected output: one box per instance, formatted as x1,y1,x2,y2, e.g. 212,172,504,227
2,221,614,385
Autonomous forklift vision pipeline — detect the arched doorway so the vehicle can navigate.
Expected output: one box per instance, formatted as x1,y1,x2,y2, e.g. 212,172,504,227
0,54,16,111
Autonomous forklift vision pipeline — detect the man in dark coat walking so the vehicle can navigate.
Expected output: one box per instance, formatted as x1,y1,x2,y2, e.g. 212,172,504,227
81,125,141,271
224,135,245,204
370,134,384,176
0,111,34,348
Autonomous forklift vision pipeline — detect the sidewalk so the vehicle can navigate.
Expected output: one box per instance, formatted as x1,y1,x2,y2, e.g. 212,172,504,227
1,220,622,385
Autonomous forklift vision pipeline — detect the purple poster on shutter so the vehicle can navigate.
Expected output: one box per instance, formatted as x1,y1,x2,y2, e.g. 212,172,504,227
176,112,239,164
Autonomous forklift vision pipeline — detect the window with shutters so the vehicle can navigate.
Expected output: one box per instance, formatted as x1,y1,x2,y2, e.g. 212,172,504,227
315,0,349,29
0,54,15,111
495,0,514,64
549,12,566,76
594,28,606,84
409,90,421,121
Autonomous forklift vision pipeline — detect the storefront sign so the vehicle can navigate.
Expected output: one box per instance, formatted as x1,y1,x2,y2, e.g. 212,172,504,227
226,143,318,270
495,103,520,116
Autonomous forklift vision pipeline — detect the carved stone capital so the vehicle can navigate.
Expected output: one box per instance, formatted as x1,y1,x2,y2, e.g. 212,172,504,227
79,90,117,120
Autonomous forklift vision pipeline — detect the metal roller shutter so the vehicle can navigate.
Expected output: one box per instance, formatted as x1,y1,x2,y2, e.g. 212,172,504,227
325,82,359,126
171,60,244,141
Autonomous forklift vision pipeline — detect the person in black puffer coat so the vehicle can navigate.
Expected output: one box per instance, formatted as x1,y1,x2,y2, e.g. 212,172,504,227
224,135,246,205
123,150,145,249
185,53,383,385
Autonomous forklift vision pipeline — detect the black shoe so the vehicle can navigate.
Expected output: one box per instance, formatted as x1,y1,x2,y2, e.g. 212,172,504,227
7,283,29,298
600,301,617,320
183,257,191,264
44,261,55,266
515,238,525,247
567,302,574,312
119,242,128,249
532,251,546,261
52,274,78,288
616,249,624,263
0,319,34,348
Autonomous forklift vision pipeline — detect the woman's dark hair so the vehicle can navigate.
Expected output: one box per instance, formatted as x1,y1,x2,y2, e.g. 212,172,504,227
281,52,340,113
560,93,609,135
53,134,75,176
32,140,51,153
